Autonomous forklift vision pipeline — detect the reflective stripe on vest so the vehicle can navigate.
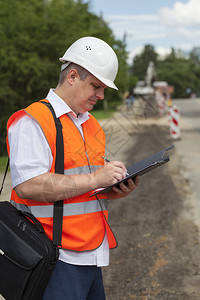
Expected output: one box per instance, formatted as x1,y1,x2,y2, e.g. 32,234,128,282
64,165,100,175
10,198,108,218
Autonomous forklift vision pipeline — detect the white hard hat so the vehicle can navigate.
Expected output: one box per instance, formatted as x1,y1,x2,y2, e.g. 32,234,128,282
59,37,118,90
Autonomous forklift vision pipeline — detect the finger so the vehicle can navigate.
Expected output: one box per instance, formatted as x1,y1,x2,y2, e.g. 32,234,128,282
106,161,128,179
118,182,130,193
119,178,138,193
114,169,127,181
133,176,140,186
106,164,126,181
112,186,123,194
126,179,135,190
110,161,128,173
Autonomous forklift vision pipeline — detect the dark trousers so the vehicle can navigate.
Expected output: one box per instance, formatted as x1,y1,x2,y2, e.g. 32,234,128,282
42,260,106,300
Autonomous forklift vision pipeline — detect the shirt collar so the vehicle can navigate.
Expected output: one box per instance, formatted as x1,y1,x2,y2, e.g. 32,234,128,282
45,89,90,123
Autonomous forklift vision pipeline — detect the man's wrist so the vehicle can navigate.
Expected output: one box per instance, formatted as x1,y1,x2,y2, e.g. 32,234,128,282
88,172,98,191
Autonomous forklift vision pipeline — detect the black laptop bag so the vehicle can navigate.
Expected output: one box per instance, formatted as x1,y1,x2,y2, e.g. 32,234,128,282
0,102,64,300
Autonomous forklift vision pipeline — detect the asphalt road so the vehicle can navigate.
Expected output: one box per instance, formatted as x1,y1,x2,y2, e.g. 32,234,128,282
0,98,200,300
173,99,200,229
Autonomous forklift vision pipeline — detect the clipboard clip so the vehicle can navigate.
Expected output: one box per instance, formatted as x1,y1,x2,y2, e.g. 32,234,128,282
161,145,174,158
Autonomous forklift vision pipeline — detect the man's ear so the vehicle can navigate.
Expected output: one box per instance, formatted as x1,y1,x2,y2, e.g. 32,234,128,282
67,69,79,86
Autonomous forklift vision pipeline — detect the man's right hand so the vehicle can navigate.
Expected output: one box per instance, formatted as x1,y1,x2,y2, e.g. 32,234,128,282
91,161,128,188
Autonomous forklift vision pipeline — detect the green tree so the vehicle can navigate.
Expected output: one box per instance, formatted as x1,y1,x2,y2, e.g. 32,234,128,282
157,52,200,98
189,47,200,65
131,44,158,80
0,0,130,155
130,45,200,98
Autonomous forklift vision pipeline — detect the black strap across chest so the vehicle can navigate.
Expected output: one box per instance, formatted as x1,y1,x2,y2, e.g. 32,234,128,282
40,101,64,247
1,101,65,247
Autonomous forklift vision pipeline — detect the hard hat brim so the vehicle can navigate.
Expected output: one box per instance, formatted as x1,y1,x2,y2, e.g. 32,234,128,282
96,75,118,90
59,59,118,90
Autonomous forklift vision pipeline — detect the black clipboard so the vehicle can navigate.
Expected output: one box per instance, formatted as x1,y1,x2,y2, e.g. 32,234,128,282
90,145,174,197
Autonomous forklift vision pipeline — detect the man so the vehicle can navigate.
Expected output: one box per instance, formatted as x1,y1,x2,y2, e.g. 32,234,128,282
7,37,140,300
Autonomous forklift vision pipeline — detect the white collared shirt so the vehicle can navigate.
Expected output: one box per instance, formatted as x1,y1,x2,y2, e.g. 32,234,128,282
8,89,109,267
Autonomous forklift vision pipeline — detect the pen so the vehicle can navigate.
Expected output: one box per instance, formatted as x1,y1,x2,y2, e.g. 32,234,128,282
102,156,110,164
102,156,130,176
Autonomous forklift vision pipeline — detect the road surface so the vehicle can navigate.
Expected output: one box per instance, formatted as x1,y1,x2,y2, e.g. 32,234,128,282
101,98,200,299
173,99,200,229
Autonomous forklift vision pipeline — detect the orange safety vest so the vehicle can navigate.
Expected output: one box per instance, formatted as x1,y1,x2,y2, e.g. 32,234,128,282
7,100,118,251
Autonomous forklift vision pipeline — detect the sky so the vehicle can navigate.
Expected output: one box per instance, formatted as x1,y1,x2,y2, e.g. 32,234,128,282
86,0,200,63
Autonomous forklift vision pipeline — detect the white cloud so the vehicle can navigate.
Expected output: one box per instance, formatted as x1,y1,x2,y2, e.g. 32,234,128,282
127,46,172,64
156,47,171,59
107,15,157,22
103,1,199,62
105,14,158,35
105,14,165,43
127,46,144,64
158,0,200,27
175,27,198,39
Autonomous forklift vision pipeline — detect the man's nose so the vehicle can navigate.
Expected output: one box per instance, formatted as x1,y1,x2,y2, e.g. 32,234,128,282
96,88,105,100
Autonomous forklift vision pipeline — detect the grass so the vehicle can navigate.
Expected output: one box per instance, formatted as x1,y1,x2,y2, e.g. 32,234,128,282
90,100,122,120
90,110,114,120
0,156,9,173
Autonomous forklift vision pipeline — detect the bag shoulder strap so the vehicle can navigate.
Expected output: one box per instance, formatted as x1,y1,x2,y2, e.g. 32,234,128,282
40,101,64,247
0,157,9,195
2,101,64,246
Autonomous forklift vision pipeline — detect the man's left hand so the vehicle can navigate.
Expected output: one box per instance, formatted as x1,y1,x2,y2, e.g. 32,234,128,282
107,176,140,199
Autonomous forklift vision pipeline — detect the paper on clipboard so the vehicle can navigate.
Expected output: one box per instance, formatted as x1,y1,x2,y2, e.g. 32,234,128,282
90,145,174,197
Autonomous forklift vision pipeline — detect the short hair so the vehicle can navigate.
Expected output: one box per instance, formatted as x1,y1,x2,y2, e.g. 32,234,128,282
58,63,90,85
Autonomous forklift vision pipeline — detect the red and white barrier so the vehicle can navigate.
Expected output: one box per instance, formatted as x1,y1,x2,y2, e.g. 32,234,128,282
155,91,167,115
169,105,180,139
167,106,172,123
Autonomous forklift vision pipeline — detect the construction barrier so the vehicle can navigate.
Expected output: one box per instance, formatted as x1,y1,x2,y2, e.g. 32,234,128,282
155,91,167,115
169,105,180,139
167,99,172,123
